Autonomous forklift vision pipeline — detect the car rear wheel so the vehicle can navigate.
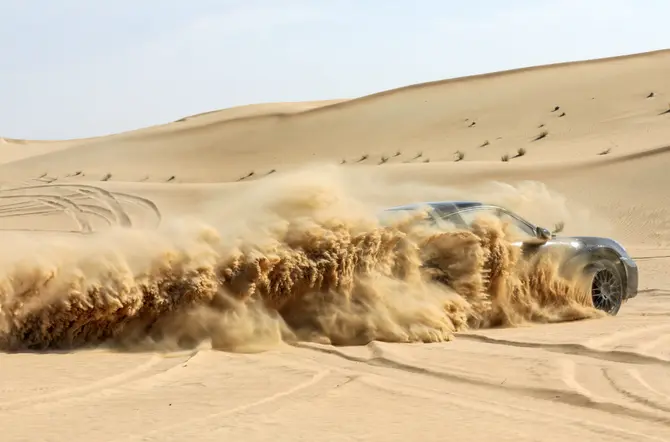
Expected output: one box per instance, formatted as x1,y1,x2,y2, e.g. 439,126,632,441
590,260,624,316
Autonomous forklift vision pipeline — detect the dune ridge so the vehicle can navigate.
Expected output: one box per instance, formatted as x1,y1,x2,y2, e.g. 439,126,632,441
2,48,669,183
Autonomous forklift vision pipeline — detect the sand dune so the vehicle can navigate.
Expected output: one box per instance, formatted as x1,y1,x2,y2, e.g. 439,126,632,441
2,49,670,441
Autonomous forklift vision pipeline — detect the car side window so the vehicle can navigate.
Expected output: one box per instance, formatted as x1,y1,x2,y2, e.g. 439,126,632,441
434,215,461,230
379,208,436,227
449,207,536,238
454,207,499,227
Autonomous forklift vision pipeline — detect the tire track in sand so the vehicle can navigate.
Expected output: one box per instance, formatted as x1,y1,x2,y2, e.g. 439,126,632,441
289,341,670,426
458,328,670,421
285,342,670,440
456,333,670,366
111,368,335,442
0,350,198,412
0,194,93,232
359,370,665,441
0,183,161,232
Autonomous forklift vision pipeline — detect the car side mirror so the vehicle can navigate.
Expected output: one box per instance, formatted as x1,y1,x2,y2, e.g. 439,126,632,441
552,221,565,234
536,226,552,240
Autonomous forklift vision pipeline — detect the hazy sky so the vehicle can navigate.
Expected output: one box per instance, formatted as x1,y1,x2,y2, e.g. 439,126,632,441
1,0,668,139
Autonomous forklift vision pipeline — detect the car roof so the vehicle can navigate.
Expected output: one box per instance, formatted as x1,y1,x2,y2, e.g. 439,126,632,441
383,201,485,215
380,201,539,232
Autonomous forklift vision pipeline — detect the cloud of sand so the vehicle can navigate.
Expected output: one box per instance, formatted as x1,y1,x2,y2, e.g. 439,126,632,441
0,165,604,352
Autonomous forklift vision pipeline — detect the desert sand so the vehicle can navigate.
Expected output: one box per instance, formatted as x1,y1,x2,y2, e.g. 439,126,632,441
1,49,670,441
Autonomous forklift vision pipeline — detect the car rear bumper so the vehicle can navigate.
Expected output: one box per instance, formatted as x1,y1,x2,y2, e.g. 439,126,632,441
620,257,638,299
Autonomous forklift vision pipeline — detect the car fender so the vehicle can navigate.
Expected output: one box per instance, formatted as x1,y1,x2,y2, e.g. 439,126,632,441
562,246,627,284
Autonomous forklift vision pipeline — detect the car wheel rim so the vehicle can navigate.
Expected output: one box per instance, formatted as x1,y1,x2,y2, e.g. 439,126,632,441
591,268,622,314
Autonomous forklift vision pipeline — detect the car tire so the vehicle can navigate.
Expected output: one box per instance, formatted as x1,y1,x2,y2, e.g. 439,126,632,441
586,259,624,316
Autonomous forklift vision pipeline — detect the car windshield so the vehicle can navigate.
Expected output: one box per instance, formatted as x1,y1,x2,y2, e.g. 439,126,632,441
379,205,464,230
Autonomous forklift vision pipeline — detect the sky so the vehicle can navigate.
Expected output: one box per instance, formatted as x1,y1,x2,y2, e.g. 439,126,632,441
1,0,668,140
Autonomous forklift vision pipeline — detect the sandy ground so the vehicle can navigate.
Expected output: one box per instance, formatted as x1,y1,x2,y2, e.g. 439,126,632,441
1,49,670,441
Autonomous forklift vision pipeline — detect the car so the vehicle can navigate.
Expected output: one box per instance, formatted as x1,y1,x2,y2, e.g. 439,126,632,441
381,201,638,316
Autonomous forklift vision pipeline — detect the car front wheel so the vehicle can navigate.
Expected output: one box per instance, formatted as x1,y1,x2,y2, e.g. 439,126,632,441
589,260,624,316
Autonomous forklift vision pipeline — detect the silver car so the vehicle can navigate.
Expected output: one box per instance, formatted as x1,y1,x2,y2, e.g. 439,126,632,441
383,201,638,316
